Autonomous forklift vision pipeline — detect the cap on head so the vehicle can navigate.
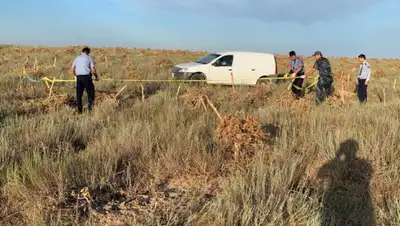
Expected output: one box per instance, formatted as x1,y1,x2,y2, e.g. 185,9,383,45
82,46,90,54
358,54,366,59
312,51,322,57
289,51,296,57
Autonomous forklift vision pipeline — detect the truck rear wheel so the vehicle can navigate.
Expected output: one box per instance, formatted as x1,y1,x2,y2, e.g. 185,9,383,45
257,75,281,87
257,77,274,87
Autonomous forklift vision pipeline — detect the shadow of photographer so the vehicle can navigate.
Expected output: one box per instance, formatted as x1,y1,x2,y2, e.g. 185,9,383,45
317,139,375,226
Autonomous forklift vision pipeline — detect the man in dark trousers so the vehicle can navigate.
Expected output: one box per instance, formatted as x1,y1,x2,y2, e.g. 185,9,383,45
71,47,99,113
303,51,334,105
357,54,371,104
287,51,305,98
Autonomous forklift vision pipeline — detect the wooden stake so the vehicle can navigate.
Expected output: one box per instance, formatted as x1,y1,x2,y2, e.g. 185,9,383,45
204,95,222,121
234,142,239,162
175,85,181,99
53,57,57,67
383,88,386,106
287,77,295,90
347,73,350,83
44,80,50,89
199,97,207,111
114,85,127,100
230,73,235,91
48,78,55,98
127,55,131,66
141,84,145,102
34,57,38,73
393,79,397,90
341,84,345,103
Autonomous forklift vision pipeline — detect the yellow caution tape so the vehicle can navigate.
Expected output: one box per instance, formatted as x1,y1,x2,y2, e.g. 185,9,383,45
28,75,317,84
27,75,319,96
289,75,319,91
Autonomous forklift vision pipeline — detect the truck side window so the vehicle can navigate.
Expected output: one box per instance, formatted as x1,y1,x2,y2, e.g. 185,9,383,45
214,55,233,67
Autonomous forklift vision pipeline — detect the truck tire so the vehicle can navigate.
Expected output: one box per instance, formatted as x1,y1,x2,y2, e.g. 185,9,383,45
190,73,206,86
257,75,280,87
256,77,273,87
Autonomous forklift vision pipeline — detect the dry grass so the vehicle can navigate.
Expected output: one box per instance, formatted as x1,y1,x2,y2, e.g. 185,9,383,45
0,45,400,225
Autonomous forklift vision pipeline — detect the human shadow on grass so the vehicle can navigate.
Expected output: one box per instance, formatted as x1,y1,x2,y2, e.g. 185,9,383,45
317,139,375,226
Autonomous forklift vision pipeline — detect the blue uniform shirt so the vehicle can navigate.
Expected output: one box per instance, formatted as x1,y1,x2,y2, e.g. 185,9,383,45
289,56,305,75
358,61,371,81
72,53,95,75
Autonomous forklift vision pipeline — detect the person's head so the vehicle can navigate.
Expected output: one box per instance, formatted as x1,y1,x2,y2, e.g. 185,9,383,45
82,47,90,54
289,51,296,60
336,139,359,161
313,51,322,60
358,54,366,63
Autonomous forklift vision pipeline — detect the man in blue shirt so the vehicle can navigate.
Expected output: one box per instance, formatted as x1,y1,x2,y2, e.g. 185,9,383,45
287,51,305,98
357,54,371,104
71,47,99,113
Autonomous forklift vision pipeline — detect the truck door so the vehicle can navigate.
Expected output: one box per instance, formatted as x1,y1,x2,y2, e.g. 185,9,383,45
208,55,234,84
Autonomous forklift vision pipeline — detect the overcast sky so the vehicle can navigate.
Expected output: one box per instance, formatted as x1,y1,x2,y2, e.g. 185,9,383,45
1,0,399,58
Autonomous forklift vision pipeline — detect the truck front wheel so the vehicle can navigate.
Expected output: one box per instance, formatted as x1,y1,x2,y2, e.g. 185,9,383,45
190,73,206,86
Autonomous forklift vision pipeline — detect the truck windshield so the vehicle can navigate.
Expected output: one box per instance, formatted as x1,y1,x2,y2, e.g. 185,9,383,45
195,54,221,64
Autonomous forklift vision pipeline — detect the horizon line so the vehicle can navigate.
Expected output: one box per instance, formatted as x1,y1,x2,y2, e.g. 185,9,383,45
1,43,398,60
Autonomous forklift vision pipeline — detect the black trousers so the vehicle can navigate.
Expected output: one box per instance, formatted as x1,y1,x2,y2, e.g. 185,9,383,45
291,76,304,97
76,75,95,112
357,79,367,103
316,79,333,105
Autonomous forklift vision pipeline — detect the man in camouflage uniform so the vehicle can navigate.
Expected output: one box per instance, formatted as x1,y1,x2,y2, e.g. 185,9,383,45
302,51,333,105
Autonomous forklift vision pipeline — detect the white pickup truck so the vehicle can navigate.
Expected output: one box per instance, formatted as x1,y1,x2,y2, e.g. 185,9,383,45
171,51,278,85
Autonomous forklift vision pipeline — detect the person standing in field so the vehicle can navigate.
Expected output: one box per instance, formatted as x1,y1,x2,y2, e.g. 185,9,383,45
71,47,99,113
287,51,305,98
302,51,334,105
357,54,371,104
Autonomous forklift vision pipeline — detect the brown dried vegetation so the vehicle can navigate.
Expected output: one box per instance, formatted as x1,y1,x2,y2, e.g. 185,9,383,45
214,112,271,163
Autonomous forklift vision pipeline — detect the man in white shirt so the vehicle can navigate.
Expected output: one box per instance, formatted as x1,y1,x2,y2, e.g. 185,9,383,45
71,47,99,113
357,54,371,104
287,51,305,98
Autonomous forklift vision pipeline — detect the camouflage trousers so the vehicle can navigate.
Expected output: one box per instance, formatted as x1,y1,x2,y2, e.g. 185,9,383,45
316,78,333,105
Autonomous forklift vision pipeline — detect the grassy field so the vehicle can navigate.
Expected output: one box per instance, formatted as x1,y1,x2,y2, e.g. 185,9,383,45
0,45,399,225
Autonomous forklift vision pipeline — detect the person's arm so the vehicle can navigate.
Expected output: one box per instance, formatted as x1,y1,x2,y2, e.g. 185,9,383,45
302,61,317,78
287,60,293,74
71,59,76,76
90,57,99,80
294,66,303,75
356,64,361,84
365,63,371,85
